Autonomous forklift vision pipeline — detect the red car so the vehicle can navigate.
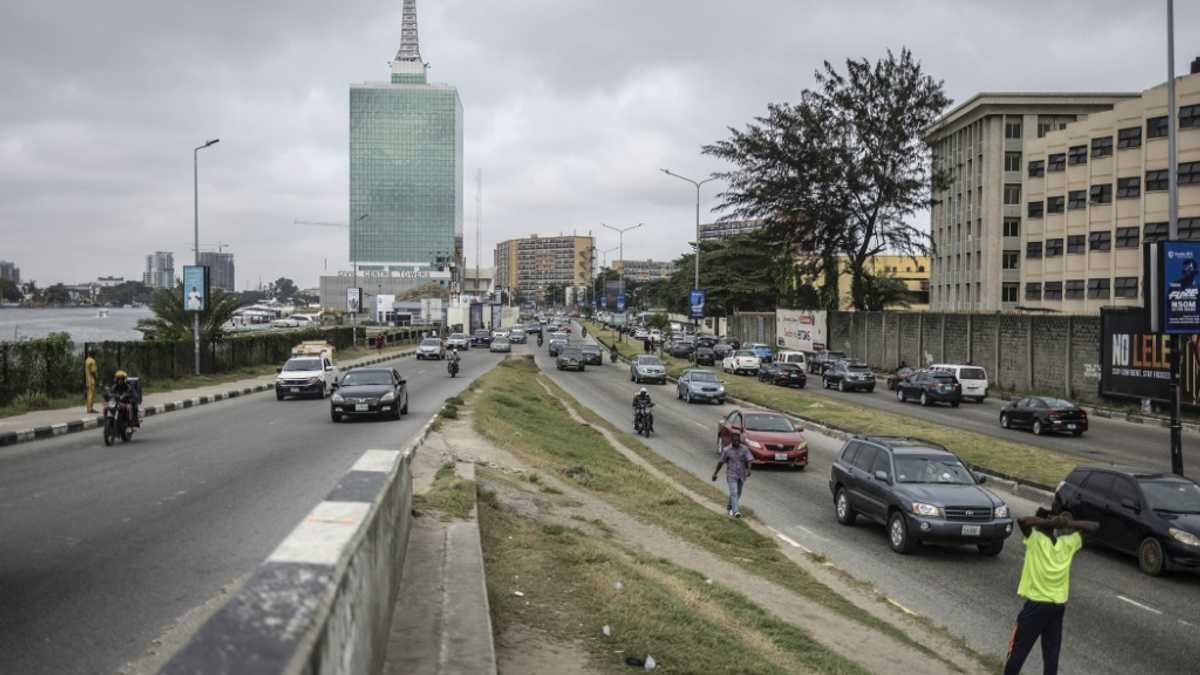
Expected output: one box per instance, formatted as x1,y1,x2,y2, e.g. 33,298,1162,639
716,409,808,469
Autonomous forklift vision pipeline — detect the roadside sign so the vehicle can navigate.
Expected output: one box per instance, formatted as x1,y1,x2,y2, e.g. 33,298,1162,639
182,266,209,313
1161,240,1200,334
346,287,362,314
689,289,705,320
616,294,626,312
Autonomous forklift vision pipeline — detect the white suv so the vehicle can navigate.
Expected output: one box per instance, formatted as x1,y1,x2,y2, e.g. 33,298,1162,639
722,349,761,375
275,355,337,400
930,364,989,402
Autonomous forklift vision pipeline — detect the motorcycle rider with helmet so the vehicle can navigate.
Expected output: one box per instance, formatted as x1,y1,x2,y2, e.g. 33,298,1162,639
632,387,654,434
447,347,461,376
108,370,140,427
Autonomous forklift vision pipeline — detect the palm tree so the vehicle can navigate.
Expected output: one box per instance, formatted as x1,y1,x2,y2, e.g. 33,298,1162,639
137,286,244,341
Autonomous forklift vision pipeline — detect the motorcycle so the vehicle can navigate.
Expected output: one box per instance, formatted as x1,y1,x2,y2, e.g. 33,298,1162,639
633,402,655,437
581,327,588,338
448,359,460,378
610,346,619,363
102,392,136,446
537,334,544,347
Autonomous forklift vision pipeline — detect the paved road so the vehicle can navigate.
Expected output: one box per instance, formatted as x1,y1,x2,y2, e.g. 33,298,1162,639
535,330,1200,675
0,349,505,675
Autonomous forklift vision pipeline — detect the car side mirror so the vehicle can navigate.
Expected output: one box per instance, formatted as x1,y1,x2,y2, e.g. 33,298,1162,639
873,470,891,483
275,367,282,373
325,366,334,371
976,475,987,484
1120,497,1139,512
400,379,407,386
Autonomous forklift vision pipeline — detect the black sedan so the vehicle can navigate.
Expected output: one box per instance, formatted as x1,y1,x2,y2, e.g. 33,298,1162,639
1055,466,1200,575
758,362,807,388
1000,396,1088,436
330,368,408,422
556,347,586,371
895,370,960,407
580,344,603,365
470,329,492,346
666,341,695,358
694,345,717,366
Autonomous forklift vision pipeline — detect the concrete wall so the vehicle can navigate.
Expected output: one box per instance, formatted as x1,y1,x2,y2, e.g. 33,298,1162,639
728,312,777,346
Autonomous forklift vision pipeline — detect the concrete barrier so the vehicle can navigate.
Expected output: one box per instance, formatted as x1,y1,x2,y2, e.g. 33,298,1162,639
160,418,436,675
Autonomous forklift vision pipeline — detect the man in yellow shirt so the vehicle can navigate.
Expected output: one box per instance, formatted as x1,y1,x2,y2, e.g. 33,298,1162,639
84,349,98,414
1004,507,1098,675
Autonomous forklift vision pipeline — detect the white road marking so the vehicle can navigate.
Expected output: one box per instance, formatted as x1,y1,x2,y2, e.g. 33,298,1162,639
773,531,811,553
791,524,827,541
887,598,917,616
1116,595,1163,615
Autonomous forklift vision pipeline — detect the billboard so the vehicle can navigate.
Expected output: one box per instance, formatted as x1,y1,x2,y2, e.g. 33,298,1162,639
346,287,363,314
616,294,626,312
689,289,705,320
1162,241,1200,334
469,302,483,333
1100,307,1200,406
182,265,209,313
775,309,827,352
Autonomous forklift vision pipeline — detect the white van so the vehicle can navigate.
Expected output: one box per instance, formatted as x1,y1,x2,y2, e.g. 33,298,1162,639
775,351,808,371
930,364,989,402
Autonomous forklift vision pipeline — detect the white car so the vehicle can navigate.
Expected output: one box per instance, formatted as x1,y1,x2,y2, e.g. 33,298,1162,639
275,354,337,399
650,329,664,343
446,333,470,350
633,328,650,340
492,329,509,340
931,364,989,402
775,350,808,370
722,349,761,375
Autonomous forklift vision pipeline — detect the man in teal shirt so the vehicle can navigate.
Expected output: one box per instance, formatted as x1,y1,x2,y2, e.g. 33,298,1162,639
1004,507,1099,675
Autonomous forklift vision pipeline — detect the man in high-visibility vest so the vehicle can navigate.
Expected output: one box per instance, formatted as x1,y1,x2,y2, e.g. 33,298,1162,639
84,349,98,414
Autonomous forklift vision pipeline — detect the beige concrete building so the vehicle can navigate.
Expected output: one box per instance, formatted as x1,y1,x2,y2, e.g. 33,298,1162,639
493,234,594,302
926,92,1138,312
698,219,763,242
1019,71,1200,313
611,259,676,282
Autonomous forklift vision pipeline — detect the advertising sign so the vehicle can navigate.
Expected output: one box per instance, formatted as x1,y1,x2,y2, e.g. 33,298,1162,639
689,289,705,320
1162,241,1200,334
346,287,362,314
182,265,209,313
469,302,483,333
1100,307,1200,407
616,294,626,312
775,309,828,352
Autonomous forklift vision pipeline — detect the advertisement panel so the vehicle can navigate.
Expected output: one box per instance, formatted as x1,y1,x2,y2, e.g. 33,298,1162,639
616,294,626,312
1162,240,1200,334
182,265,209,313
1100,307,1200,406
469,302,483,333
775,309,827,352
346,287,363,314
689,289,705,320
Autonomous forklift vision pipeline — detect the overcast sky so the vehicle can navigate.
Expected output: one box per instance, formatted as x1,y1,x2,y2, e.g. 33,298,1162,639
2,0,1198,289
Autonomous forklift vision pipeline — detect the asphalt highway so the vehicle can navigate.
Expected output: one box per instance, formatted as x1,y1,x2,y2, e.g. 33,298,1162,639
536,329,1200,675
0,349,505,675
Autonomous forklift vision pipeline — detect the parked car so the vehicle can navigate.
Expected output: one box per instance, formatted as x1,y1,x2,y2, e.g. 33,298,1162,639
808,350,847,375
886,366,915,390
716,409,808,469
1000,396,1088,436
676,368,726,404
829,436,1013,555
509,328,527,344
694,345,717,366
697,336,718,349
446,333,470,351
275,354,337,400
1054,466,1200,575
416,338,446,360
490,337,512,353
895,370,961,407
713,340,736,358
823,361,876,393
666,341,695,358
548,338,568,356
758,362,807,388
775,350,808,371
748,343,775,363
630,355,667,384
471,329,492,346
330,367,408,422
722,349,761,376
633,328,650,340
930,364,989,402
580,343,603,365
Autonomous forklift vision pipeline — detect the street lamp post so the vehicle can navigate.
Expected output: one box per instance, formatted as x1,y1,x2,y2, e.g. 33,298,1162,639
601,223,643,340
661,169,717,329
1166,0,1184,476
193,138,219,376
351,212,369,347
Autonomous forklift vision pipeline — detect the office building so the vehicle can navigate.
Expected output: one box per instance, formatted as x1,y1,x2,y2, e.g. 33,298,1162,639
143,252,174,289
611,259,676,282
494,235,594,303
1020,67,1200,314
462,266,494,295
925,92,1138,311
349,0,463,282
0,260,19,285
835,255,930,310
698,219,763,242
198,252,235,291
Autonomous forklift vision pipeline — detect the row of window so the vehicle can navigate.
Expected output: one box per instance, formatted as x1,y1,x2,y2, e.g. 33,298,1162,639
1014,164,1200,214
1023,218,1200,258
1022,109,1200,175
1024,277,1138,301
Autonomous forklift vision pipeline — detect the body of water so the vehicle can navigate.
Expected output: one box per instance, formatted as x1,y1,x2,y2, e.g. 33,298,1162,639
0,307,154,343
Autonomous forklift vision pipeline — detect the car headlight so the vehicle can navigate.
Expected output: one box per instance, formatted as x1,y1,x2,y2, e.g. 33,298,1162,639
1170,528,1200,547
745,439,763,449
911,502,942,517
380,391,396,403
331,393,344,403
994,505,1009,518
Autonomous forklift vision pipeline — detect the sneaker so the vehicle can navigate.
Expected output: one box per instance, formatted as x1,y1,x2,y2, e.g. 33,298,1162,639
734,512,743,519
727,510,734,518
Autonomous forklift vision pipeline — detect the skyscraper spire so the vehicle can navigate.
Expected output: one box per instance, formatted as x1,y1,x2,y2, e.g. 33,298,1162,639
395,0,421,63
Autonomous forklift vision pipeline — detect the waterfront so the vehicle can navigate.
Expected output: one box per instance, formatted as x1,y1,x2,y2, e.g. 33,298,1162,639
0,307,153,343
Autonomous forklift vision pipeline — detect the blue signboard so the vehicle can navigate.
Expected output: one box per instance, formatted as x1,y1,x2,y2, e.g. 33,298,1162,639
689,289,705,320
182,265,209,313
616,294,626,312
1163,241,1200,334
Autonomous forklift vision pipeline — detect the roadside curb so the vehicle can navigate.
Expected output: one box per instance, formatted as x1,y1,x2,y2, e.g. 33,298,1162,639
0,349,415,449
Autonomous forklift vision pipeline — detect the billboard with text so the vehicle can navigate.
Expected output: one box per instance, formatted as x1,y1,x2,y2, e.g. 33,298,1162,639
775,309,827,352
1100,307,1200,406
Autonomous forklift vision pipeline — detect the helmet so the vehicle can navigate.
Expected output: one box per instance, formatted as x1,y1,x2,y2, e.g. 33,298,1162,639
639,387,647,394
114,370,128,381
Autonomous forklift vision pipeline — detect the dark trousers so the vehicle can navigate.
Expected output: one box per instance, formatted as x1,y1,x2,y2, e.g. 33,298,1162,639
1004,599,1065,675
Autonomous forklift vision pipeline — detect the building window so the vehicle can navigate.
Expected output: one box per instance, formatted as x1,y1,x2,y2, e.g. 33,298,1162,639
1067,234,1086,254
1180,161,1200,186
1002,283,1019,303
1004,184,1022,204
1090,184,1113,204
1148,115,1169,139
1068,145,1088,165
1115,277,1139,298
1026,241,1042,259
1145,221,1168,243
1146,169,1169,192
1003,250,1020,269
1028,159,1045,177
1181,217,1200,241
1068,189,1088,210
1045,238,1064,257
1044,281,1063,300
1025,282,1041,300
1089,231,1112,251
1182,104,1200,130
1028,201,1044,218
1065,279,1085,300
1047,153,1066,172
1118,126,1142,149
1087,278,1111,300
1091,136,1114,158
1047,195,1065,214
1115,226,1140,249
1005,119,1023,139
1003,218,1021,237
1117,176,1141,199
1005,152,1022,172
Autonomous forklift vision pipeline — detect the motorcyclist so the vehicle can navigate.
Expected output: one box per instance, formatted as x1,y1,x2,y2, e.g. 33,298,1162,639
581,326,588,339
108,370,140,427
537,332,544,347
610,343,619,362
447,348,460,375
632,387,654,432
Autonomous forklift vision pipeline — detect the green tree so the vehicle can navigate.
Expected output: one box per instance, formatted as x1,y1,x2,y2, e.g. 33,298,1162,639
0,278,20,302
270,277,299,301
136,286,244,341
860,274,913,311
97,281,154,307
543,283,566,306
44,283,71,305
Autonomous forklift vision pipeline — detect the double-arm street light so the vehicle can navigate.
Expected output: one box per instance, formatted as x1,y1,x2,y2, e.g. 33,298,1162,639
600,222,643,300
662,168,718,330
193,138,219,375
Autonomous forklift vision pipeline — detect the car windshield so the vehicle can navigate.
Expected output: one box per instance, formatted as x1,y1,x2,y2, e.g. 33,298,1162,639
1141,479,1200,513
449,333,465,340
827,352,846,359
848,364,870,372
959,368,987,380
777,363,800,371
562,349,581,357
341,371,392,386
474,330,489,336
734,350,755,358
421,339,440,347
582,345,600,353
690,371,718,382
1037,397,1075,408
743,414,795,433
637,357,662,366
493,338,509,344
895,456,974,484
283,358,321,372
931,374,957,383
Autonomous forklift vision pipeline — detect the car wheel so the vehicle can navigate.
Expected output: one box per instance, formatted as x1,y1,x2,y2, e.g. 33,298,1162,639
888,511,915,554
401,395,409,415
838,379,846,392
276,391,284,401
920,392,930,406
686,391,693,404
331,412,342,423
896,388,905,402
1138,537,1167,576
978,540,1004,557
392,402,402,420
951,401,960,408
835,488,857,526
1000,414,1010,429
1072,430,1083,437
1032,419,1044,436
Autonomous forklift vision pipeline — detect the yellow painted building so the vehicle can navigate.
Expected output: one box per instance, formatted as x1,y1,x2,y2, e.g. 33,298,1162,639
835,255,931,310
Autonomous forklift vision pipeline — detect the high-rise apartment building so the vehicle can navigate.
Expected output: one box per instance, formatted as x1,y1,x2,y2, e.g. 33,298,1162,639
610,259,676,282
1019,69,1200,313
349,0,463,282
925,92,1137,311
494,235,594,302
0,260,19,285
198,252,235,291
143,252,174,289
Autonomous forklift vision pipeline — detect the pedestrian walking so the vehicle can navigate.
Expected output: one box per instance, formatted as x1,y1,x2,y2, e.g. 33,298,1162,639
712,432,753,518
84,348,98,414
1003,507,1098,675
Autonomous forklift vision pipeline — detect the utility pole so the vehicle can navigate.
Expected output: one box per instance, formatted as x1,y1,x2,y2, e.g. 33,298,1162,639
661,169,718,330
1166,0,1184,476
193,138,219,376
602,223,643,341
476,169,482,300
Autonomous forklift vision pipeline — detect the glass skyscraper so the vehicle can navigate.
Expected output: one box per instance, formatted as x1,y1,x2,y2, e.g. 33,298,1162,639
349,0,463,276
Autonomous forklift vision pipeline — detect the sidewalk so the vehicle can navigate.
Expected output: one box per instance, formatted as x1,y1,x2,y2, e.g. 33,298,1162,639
0,345,416,448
